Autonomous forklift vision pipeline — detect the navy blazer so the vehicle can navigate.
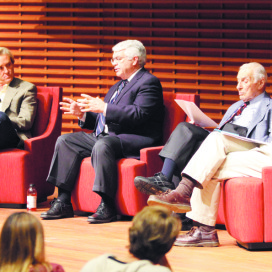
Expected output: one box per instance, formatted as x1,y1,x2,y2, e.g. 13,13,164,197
218,92,272,143
80,68,164,158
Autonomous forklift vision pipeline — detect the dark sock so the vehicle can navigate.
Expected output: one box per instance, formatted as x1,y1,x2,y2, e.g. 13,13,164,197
161,158,177,181
57,187,71,204
176,176,196,198
198,224,215,232
98,192,115,207
182,173,203,189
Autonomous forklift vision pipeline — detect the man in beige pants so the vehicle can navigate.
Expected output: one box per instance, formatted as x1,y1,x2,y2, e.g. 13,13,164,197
147,62,272,247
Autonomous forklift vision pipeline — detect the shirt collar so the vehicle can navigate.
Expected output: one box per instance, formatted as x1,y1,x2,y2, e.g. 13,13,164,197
127,67,142,82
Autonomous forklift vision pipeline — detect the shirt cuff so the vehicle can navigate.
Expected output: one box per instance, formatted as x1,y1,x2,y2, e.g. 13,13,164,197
104,103,108,116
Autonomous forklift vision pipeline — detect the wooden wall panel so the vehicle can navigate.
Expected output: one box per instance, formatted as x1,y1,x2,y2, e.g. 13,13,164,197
0,0,271,133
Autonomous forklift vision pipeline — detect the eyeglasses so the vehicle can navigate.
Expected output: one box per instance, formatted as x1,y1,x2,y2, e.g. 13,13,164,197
111,56,127,64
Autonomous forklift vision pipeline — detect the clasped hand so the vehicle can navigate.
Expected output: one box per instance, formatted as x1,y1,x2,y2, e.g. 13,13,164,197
60,94,105,119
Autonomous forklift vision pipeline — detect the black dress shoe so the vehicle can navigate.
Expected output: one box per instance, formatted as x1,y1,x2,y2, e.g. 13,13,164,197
87,200,117,224
134,172,175,195
40,198,74,219
179,214,194,231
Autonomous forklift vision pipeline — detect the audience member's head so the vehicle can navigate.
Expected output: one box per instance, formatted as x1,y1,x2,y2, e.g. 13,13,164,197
0,212,51,272
237,62,267,102
128,206,181,264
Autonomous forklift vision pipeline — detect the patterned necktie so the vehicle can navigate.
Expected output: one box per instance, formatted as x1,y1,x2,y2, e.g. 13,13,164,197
219,101,249,129
95,80,128,136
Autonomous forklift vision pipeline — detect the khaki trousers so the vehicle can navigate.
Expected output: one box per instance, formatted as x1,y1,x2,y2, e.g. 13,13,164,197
183,131,272,226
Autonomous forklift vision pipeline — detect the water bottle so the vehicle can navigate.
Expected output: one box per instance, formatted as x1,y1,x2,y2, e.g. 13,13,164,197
27,184,37,212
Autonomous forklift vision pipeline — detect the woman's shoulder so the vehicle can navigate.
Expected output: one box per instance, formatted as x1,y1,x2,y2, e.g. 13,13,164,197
80,254,171,272
50,263,65,272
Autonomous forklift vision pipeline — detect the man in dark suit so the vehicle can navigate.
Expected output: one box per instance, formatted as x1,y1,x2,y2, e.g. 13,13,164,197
41,40,164,223
0,47,37,150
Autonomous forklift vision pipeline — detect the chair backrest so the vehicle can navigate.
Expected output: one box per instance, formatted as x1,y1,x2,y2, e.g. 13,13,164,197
31,86,62,137
162,92,200,144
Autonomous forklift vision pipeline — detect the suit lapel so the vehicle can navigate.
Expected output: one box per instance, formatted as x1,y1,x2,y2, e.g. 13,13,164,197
246,92,270,136
114,68,146,104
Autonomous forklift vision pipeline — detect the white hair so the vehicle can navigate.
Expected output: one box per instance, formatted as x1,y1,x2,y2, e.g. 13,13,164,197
112,40,146,67
239,62,267,83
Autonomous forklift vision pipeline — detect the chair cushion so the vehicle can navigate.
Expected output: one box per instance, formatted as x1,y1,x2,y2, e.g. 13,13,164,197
31,92,52,137
223,177,264,243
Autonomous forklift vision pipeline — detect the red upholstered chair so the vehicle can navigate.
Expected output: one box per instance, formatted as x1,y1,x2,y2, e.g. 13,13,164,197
221,168,272,250
71,92,200,216
0,86,62,207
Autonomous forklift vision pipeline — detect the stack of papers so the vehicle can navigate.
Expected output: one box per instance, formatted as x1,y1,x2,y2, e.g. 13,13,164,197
175,99,218,128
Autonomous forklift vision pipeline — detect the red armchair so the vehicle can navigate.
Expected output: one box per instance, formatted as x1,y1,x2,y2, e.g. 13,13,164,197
221,169,272,250
0,86,62,207
71,92,200,216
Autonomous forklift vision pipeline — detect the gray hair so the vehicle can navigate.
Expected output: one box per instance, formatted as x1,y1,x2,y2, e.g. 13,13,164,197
0,47,14,64
112,40,146,67
239,62,267,83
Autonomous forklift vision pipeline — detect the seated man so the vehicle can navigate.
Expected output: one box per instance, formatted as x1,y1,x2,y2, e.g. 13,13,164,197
41,40,164,224
0,47,37,150
135,62,271,196
147,131,272,247
147,62,272,246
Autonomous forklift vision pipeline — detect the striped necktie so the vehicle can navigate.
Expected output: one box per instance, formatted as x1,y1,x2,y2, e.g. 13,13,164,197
219,101,249,129
95,80,128,136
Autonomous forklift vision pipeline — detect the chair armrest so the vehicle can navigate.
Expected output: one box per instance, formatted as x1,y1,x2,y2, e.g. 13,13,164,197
262,166,272,241
140,146,164,177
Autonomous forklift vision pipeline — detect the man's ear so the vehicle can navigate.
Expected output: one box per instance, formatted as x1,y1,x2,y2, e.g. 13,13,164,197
258,78,266,90
132,56,139,66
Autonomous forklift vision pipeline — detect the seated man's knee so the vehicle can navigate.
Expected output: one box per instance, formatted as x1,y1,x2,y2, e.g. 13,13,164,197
93,138,111,154
55,133,74,147
0,112,9,123
175,122,193,135
206,130,223,143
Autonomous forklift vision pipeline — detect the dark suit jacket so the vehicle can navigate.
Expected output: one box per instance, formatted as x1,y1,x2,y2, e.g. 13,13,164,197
80,68,164,158
218,91,272,143
2,77,37,142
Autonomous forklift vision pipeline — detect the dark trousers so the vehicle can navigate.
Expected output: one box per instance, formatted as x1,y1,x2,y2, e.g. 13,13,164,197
0,112,20,149
159,122,210,185
46,131,124,199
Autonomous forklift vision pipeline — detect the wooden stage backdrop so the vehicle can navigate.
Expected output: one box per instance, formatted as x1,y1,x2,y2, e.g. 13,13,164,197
0,0,271,134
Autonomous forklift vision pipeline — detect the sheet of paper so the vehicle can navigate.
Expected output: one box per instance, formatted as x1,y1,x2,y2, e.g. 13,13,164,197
175,99,218,128
214,129,268,145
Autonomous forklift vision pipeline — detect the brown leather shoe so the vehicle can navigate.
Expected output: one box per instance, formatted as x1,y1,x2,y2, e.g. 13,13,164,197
147,189,191,213
174,226,219,247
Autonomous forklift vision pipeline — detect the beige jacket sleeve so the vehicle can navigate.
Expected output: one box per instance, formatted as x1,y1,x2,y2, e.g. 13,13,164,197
2,77,37,140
